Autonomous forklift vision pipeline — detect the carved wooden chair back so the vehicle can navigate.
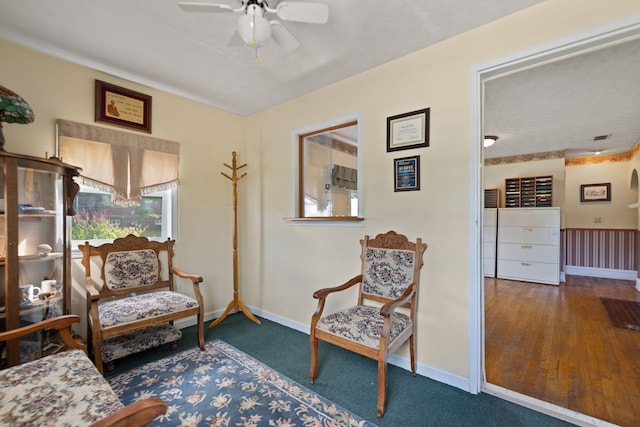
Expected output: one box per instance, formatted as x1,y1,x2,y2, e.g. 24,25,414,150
80,235,175,299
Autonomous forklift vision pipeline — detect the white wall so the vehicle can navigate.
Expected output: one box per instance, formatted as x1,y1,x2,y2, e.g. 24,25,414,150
3,0,640,387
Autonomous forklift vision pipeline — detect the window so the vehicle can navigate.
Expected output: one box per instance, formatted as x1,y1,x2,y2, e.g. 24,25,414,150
71,184,176,247
56,119,180,246
293,112,364,220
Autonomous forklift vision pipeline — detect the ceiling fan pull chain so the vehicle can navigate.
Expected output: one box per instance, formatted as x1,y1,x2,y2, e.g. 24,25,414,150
251,12,257,46
252,12,259,64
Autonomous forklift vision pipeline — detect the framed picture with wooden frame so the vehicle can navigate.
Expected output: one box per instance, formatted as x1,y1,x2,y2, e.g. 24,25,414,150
95,80,152,133
394,155,420,192
386,107,430,152
580,182,611,202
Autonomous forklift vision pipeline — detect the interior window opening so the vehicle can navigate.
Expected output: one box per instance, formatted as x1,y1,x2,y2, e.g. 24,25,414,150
296,117,363,219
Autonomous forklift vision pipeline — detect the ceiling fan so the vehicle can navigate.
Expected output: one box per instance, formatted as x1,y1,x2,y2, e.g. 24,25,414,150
178,0,329,63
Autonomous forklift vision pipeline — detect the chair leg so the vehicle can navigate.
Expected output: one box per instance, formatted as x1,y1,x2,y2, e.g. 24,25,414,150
377,359,387,418
197,312,205,350
410,333,417,376
93,336,103,374
309,333,319,384
170,341,178,350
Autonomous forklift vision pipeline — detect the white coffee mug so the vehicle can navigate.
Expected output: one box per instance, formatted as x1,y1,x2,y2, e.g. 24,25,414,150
19,284,41,302
29,285,41,301
41,279,57,295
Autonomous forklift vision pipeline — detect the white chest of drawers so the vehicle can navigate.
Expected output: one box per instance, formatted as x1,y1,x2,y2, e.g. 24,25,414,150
497,207,560,285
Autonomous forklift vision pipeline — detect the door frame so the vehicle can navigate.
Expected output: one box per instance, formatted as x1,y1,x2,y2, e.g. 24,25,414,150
468,12,640,422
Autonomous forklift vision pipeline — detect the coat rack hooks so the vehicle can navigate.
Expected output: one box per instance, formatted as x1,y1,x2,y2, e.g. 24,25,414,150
209,151,261,329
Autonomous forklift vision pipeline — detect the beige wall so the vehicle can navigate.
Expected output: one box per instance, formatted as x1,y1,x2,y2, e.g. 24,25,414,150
565,161,637,229
0,37,246,338
3,0,640,384
242,1,640,379
485,157,638,229
484,158,566,216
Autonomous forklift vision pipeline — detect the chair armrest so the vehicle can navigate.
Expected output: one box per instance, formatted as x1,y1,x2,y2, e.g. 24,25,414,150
380,282,416,318
313,274,363,300
170,266,204,303
377,283,417,342
311,275,363,324
0,314,86,354
89,397,167,427
170,266,203,285
86,277,101,301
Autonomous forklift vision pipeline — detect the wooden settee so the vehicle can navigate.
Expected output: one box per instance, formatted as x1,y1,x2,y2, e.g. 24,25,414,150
79,234,205,373
0,315,166,426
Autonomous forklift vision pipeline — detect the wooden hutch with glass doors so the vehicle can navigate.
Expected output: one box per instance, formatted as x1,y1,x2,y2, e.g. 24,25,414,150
0,151,80,368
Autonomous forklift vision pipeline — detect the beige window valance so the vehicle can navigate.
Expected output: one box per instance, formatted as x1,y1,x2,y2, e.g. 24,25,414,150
56,119,179,206
332,164,357,190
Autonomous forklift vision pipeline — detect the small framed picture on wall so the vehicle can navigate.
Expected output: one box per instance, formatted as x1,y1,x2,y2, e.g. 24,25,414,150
394,155,420,192
580,182,611,202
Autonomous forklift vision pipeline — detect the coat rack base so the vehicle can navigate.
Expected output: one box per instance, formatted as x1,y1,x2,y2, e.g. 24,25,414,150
209,297,261,329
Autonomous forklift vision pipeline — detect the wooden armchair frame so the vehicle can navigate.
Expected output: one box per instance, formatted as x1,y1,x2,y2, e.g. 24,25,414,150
309,231,427,417
0,315,167,426
79,234,205,373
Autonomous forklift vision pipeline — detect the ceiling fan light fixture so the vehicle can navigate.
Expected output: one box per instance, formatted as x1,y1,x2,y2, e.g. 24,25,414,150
237,10,271,47
484,135,498,148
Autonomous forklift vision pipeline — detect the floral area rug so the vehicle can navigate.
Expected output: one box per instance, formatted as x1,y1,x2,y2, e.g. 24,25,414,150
108,340,377,427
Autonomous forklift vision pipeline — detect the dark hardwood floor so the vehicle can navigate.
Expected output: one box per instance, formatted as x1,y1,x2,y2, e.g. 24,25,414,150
485,275,640,427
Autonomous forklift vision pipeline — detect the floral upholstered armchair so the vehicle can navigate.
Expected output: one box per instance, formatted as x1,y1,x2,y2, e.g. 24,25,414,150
0,315,166,426
309,230,427,417
79,234,205,373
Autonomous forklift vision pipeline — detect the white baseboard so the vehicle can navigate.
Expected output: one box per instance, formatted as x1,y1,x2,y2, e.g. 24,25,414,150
636,277,640,293
564,265,637,280
483,384,617,427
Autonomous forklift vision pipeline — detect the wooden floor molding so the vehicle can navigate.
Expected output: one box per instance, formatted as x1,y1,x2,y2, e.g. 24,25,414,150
485,276,640,427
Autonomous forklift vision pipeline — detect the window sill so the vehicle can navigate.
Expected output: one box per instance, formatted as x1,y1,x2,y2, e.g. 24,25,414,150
284,216,365,224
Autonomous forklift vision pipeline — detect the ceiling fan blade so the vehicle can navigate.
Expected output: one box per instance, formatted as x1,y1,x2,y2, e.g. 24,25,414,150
274,2,329,24
178,2,241,13
270,21,300,53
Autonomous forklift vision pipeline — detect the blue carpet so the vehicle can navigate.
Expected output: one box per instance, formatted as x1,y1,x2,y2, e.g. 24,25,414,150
108,339,377,426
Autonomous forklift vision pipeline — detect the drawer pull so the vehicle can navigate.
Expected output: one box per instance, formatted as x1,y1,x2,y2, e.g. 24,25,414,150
521,262,532,266
521,245,532,249
522,228,533,232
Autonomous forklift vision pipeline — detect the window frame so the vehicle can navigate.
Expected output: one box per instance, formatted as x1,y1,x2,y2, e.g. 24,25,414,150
289,111,365,223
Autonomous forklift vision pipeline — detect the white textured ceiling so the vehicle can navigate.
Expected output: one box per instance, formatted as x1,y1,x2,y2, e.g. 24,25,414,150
1,1,637,159
0,0,541,116
484,37,640,159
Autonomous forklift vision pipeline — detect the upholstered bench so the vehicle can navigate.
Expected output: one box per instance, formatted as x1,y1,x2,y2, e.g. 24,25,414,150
79,234,205,373
0,315,166,426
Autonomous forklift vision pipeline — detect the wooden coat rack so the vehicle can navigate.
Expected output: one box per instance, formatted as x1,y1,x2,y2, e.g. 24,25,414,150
209,151,261,329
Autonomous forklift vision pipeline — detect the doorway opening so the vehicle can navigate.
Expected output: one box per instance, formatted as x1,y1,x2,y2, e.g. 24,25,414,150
470,15,640,425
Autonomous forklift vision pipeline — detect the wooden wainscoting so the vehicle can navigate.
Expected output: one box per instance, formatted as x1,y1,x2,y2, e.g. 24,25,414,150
485,276,640,427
